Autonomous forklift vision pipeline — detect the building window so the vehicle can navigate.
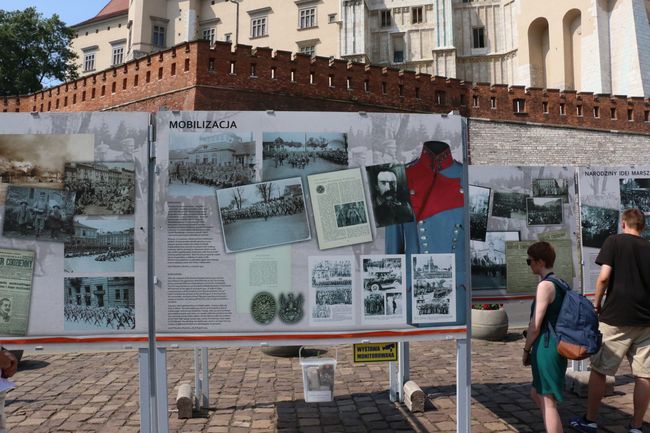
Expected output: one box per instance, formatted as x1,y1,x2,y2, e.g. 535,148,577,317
411,7,423,24
543,101,549,113
559,103,566,115
112,45,124,66
513,98,526,113
251,17,267,38
472,27,485,48
202,27,216,44
472,95,479,107
577,105,583,116
328,13,337,23
381,10,391,27
152,24,166,48
224,33,232,42
299,7,317,29
593,106,600,118
490,96,497,109
84,52,96,72
300,45,315,56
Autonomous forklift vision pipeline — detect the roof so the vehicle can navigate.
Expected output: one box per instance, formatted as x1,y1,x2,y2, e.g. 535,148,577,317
71,0,129,28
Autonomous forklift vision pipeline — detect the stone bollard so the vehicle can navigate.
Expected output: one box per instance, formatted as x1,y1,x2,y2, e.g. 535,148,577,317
403,380,425,413
176,383,193,419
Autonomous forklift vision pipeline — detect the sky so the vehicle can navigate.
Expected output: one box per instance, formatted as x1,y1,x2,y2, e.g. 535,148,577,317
1,0,109,26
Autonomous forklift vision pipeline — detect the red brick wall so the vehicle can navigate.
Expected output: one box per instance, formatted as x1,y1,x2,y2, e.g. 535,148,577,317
6,40,650,135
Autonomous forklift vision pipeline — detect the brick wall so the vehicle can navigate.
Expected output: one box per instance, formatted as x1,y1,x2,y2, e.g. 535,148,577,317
469,118,650,166
4,40,650,136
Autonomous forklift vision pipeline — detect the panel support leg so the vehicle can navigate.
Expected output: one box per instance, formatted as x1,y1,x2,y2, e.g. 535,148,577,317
456,338,471,433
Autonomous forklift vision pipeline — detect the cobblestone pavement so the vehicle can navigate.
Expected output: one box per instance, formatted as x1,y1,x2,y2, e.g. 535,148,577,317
4,332,647,432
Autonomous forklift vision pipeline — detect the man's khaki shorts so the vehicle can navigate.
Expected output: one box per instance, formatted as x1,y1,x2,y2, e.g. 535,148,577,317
590,322,650,378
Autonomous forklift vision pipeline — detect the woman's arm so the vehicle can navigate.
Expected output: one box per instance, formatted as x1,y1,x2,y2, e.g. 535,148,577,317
522,281,556,365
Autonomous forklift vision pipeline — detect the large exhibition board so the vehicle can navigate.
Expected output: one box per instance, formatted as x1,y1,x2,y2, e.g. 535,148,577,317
469,166,580,299
578,166,650,294
153,111,469,345
0,113,150,349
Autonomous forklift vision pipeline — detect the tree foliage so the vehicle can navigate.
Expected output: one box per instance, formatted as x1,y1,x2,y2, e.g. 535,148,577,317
0,7,78,95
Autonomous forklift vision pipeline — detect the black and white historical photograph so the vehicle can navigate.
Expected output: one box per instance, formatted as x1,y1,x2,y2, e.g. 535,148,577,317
470,185,491,241
64,217,135,273
581,205,620,249
491,191,528,219
365,164,414,228
217,177,311,252
64,277,136,331
168,132,256,197
0,134,94,201
620,178,650,213
335,201,368,228
526,197,563,225
262,132,348,181
361,255,405,324
471,231,520,290
533,178,569,202
2,186,76,242
308,257,354,325
65,162,135,215
642,215,650,240
411,254,456,324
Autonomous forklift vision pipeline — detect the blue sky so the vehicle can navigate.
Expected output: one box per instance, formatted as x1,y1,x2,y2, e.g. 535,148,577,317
2,0,109,26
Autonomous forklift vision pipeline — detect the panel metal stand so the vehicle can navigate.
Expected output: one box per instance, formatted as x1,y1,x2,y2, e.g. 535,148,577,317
456,338,471,433
138,348,169,433
389,342,410,402
138,349,152,433
194,348,209,410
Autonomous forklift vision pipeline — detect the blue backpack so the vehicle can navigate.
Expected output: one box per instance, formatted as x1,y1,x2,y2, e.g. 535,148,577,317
544,275,602,360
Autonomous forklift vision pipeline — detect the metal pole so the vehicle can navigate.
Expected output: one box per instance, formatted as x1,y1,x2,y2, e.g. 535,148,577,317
201,348,209,409
456,339,471,433
146,114,159,433
138,349,151,433
235,1,239,45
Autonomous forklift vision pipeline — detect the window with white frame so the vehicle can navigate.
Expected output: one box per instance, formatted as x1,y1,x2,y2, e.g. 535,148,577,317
299,45,315,56
152,24,166,48
224,33,232,42
472,27,485,48
84,52,96,72
251,16,267,38
412,6,423,24
112,45,124,66
380,9,391,27
202,27,216,44
299,7,317,29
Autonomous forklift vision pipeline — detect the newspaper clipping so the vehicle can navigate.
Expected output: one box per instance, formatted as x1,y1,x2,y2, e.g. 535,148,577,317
0,248,35,336
307,168,372,250
361,255,406,325
308,256,354,326
411,254,456,324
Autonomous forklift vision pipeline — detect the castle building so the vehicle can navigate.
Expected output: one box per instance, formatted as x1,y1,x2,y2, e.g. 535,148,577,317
70,0,650,96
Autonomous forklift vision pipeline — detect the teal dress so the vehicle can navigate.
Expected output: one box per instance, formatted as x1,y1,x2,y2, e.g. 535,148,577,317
530,275,568,402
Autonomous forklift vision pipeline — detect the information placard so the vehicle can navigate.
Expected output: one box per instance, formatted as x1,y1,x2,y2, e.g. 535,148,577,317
154,111,469,344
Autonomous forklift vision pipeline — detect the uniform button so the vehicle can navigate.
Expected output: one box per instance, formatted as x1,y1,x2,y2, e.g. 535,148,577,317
419,227,426,232
424,250,430,253
420,236,426,240
418,221,424,225
423,242,428,247
410,190,416,195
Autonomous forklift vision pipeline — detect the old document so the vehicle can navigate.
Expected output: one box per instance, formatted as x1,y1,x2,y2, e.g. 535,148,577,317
0,248,35,336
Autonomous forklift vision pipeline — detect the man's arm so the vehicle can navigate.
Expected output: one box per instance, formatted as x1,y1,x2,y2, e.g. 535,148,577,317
0,350,17,378
594,264,612,314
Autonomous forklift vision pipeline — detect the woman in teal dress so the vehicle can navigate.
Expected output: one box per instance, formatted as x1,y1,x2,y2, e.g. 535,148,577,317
522,241,568,433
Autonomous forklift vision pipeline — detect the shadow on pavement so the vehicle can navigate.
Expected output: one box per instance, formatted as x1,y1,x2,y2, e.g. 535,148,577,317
17,359,50,371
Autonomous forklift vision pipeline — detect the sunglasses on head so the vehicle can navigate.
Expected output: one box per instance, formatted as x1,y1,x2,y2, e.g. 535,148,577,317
526,258,532,266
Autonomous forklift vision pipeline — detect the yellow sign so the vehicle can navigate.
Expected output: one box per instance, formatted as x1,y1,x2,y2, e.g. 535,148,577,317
353,342,398,363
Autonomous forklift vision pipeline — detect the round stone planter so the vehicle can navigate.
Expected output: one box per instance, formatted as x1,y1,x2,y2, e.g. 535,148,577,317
471,308,509,341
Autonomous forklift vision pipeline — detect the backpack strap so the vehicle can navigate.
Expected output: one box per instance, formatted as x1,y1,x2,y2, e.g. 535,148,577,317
541,274,569,348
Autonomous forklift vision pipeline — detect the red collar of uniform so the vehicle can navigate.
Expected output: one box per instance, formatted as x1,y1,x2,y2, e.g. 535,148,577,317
405,145,463,221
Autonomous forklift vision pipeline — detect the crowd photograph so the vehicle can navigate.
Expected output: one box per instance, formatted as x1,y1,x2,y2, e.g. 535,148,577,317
64,216,135,273
470,231,520,289
412,254,455,322
63,277,136,331
217,178,311,252
581,205,620,248
492,191,528,219
64,162,135,215
262,132,348,180
526,197,563,225
168,131,256,196
533,178,569,202
620,178,650,212
335,201,368,228
469,185,491,241
2,186,76,242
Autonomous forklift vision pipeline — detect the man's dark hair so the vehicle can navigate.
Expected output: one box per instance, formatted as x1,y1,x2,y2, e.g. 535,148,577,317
622,208,646,231
527,241,556,268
